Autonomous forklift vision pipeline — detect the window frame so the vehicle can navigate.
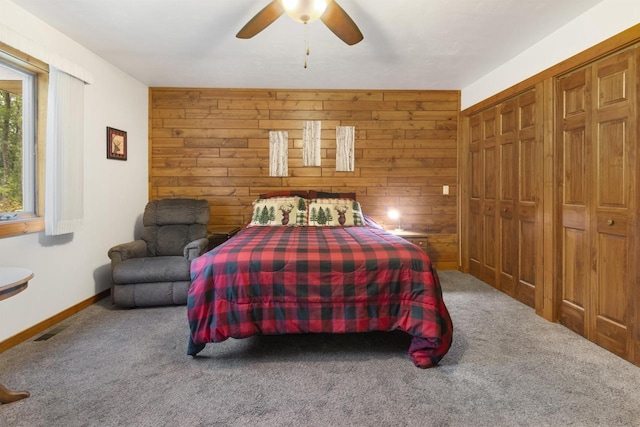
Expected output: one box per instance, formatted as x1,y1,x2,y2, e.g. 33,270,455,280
0,42,48,238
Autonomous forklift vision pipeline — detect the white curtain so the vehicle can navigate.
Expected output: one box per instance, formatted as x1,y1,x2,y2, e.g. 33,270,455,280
45,67,85,235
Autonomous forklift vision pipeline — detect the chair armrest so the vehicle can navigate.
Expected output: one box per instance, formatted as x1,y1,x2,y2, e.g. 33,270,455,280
184,237,209,261
108,240,147,263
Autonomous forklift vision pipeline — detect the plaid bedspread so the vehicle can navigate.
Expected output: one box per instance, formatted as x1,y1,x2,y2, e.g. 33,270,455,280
187,223,453,368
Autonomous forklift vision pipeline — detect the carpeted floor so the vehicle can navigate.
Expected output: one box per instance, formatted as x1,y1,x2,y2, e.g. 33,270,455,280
1,271,639,426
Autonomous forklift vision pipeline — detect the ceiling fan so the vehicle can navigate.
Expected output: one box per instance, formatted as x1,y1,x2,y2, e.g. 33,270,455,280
236,0,364,46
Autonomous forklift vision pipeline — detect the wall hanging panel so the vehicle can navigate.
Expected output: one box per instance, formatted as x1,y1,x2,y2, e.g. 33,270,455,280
302,120,321,167
336,125,355,172
269,130,288,177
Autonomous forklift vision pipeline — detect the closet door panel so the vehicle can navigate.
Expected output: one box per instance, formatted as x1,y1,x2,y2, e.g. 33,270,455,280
563,128,587,205
591,49,635,357
482,109,498,285
499,100,517,295
469,115,483,277
558,67,590,336
515,90,540,308
499,209,515,294
561,227,588,334
595,233,628,356
517,219,536,306
469,201,482,277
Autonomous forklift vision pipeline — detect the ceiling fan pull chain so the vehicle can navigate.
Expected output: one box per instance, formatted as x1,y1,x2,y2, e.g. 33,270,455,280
304,22,309,69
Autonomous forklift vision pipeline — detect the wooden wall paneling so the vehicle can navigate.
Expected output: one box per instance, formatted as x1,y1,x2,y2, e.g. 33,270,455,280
149,88,460,270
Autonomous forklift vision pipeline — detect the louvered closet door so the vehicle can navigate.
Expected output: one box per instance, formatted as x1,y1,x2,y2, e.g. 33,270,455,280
557,47,637,359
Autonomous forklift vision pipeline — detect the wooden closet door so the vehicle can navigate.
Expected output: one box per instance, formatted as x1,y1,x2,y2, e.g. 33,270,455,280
557,67,591,336
469,114,483,278
557,47,637,360
515,90,541,308
589,49,636,358
482,108,498,286
467,90,542,309
498,100,517,296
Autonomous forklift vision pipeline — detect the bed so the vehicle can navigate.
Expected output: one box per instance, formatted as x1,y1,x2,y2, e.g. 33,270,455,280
187,194,453,368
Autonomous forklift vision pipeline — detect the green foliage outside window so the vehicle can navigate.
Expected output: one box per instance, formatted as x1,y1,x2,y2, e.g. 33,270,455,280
0,89,23,213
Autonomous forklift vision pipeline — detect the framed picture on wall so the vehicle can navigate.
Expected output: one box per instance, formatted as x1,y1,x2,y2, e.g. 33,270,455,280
106,127,127,160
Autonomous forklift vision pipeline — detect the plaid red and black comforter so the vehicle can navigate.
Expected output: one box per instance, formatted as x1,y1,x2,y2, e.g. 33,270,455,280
187,222,453,368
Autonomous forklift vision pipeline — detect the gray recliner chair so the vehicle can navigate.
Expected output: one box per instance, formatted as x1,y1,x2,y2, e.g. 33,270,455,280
108,198,210,308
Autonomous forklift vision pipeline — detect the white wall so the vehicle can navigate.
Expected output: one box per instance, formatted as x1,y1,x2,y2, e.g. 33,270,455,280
0,1,148,342
462,0,640,109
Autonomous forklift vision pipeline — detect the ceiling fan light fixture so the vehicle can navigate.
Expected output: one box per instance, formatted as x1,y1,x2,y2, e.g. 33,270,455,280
281,0,329,23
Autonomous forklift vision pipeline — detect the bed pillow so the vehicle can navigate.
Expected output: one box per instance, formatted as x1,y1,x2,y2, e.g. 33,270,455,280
308,190,356,201
248,196,308,226
307,198,365,226
259,190,309,199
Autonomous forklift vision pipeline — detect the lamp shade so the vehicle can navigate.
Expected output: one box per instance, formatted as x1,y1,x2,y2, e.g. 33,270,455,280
388,208,402,231
281,0,329,23
388,208,400,221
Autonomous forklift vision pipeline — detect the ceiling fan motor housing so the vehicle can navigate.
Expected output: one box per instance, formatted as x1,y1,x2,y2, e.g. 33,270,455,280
281,0,329,23
237,0,363,46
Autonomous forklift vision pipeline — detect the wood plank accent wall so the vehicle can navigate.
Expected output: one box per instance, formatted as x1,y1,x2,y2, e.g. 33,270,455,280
149,88,459,270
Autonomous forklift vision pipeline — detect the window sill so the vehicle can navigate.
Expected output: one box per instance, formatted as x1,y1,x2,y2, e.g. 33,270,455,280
0,217,44,238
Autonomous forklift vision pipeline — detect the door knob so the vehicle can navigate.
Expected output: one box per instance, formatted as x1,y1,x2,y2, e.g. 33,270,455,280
606,219,614,226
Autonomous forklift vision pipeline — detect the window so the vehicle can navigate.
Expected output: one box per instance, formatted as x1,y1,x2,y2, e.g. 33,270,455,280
0,46,48,238
0,60,36,219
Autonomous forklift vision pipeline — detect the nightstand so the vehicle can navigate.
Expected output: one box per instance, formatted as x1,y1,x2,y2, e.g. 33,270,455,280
207,226,241,251
389,230,429,255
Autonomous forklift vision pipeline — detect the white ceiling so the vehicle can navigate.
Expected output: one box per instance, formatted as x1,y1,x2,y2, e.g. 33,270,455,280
10,0,603,91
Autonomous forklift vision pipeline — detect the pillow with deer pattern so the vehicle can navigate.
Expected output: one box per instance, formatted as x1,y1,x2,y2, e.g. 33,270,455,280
307,198,365,226
248,197,307,226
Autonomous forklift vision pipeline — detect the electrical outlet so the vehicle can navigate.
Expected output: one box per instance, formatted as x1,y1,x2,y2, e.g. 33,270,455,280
443,185,449,195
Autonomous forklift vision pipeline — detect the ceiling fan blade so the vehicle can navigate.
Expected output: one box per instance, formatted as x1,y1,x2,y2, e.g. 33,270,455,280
236,1,284,39
320,0,364,46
